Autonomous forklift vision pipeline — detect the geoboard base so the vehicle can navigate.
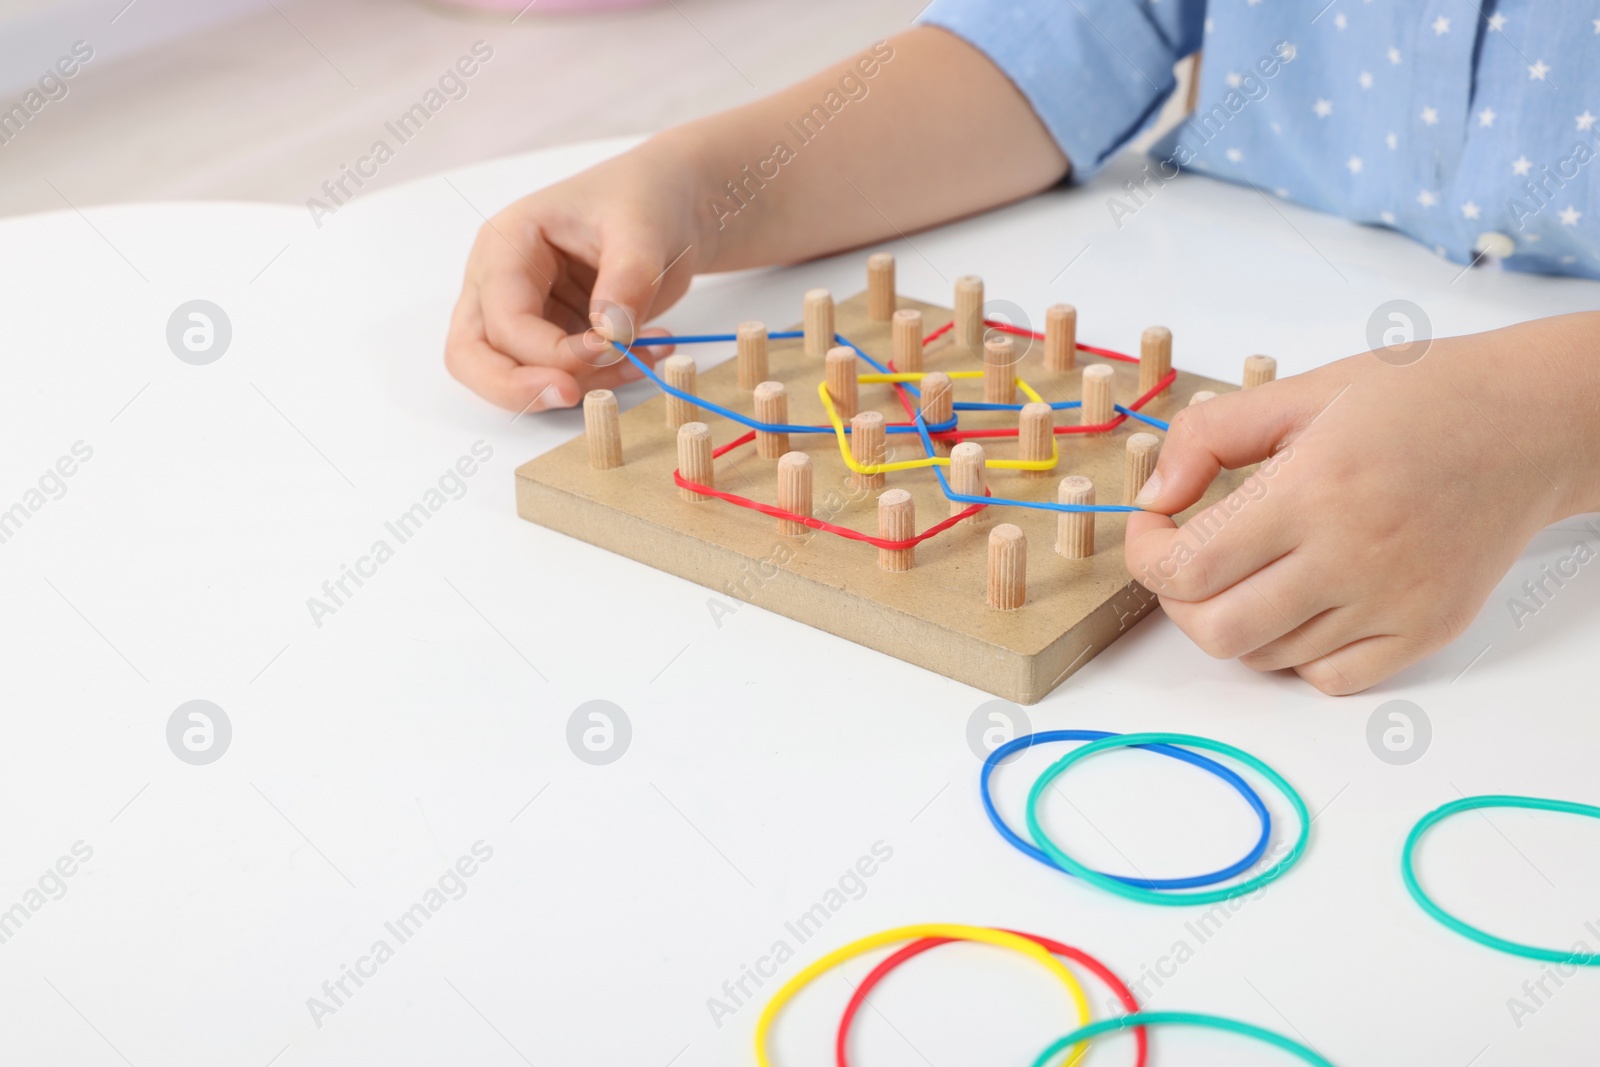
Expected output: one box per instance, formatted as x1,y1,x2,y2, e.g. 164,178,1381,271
515,289,1248,703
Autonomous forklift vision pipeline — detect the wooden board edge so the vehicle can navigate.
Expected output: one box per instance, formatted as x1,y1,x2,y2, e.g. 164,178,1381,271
514,461,1105,703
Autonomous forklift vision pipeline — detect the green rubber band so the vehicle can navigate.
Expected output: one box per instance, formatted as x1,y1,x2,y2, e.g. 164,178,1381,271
1030,1010,1336,1067
1402,794,1600,965
1023,732,1310,906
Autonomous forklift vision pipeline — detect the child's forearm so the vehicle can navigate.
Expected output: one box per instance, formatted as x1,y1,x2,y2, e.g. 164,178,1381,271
1526,312,1600,519
647,26,1069,274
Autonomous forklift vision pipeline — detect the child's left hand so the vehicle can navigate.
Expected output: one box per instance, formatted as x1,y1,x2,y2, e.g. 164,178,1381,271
1123,313,1600,694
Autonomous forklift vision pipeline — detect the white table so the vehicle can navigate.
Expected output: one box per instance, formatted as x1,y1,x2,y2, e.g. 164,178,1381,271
2,135,1597,1066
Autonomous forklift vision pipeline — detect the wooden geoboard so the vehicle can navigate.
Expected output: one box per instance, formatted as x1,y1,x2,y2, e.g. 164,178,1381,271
515,286,1249,703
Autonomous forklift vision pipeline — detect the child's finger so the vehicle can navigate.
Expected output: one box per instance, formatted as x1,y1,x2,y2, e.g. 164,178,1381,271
1238,605,1369,672
480,271,579,370
1291,633,1424,696
1125,479,1303,602
587,230,678,345
1131,379,1317,515
1156,553,1335,660
446,290,581,412
449,338,582,412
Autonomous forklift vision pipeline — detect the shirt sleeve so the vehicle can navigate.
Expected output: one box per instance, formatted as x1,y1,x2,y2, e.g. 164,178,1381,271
917,0,1208,176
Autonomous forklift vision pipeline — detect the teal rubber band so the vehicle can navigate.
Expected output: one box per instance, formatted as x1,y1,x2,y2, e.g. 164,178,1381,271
1023,732,1310,906
1402,794,1600,965
1030,1011,1335,1067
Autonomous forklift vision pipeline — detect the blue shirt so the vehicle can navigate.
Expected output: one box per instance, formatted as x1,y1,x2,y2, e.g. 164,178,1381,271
920,0,1600,280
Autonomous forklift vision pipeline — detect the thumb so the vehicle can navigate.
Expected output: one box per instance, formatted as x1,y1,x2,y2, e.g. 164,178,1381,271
1131,380,1311,516
587,233,679,346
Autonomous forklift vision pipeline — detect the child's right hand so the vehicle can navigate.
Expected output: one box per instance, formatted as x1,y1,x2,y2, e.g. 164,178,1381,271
444,139,705,413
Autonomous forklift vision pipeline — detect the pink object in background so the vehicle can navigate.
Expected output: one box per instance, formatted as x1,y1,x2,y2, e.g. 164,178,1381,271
437,0,665,10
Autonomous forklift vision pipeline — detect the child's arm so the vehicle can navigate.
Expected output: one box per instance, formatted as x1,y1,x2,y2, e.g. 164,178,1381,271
1124,313,1600,694
445,26,1068,412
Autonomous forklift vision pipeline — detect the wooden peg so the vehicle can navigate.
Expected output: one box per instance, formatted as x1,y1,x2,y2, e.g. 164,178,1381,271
949,441,986,523
1188,390,1217,406
877,488,915,571
676,422,713,502
983,336,1017,404
583,389,623,470
986,523,1026,610
1124,432,1161,505
804,288,834,358
777,451,812,536
850,411,886,490
867,253,896,321
1139,325,1172,397
662,354,698,427
1045,304,1077,372
1019,401,1054,476
753,381,789,458
954,275,984,355
1243,354,1277,388
736,321,768,390
1056,475,1094,558
1081,364,1114,426
892,308,924,373
825,345,859,420
920,371,953,426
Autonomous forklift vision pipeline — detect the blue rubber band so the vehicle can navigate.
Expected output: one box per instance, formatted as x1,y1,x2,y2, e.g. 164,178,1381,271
616,343,959,436
627,330,804,345
982,730,1273,890
617,329,1158,516
1117,405,1170,431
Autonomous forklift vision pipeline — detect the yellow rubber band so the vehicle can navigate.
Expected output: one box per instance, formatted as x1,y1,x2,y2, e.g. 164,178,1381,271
753,922,1092,1067
818,382,1060,474
858,370,984,384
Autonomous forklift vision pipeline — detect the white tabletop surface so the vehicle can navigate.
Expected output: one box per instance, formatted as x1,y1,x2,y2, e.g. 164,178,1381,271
2,135,1598,1067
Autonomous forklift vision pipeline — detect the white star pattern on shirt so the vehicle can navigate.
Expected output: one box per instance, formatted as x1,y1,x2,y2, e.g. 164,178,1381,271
938,0,1600,279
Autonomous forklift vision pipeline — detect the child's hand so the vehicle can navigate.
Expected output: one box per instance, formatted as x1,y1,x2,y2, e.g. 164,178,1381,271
445,140,705,413
1124,315,1600,694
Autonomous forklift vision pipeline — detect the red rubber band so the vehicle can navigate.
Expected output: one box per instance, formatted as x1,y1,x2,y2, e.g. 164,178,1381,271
672,460,989,550
833,930,1146,1067
672,334,1170,552
920,319,1141,365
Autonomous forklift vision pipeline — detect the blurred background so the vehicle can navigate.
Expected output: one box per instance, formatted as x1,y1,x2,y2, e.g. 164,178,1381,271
0,0,937,218
0,0,1196,220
